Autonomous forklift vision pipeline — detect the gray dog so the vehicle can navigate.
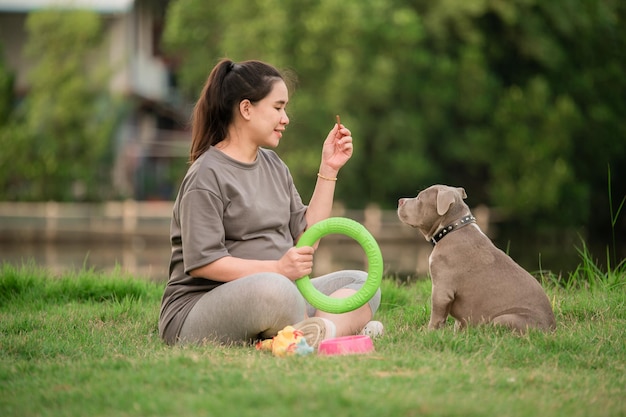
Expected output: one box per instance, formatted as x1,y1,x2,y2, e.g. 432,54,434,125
397,185,556,333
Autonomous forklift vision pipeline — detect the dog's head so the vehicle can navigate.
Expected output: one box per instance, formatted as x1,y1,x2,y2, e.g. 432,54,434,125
397,185,469,241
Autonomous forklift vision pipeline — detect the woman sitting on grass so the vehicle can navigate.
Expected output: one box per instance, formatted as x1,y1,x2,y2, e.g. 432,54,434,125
158,58,382,347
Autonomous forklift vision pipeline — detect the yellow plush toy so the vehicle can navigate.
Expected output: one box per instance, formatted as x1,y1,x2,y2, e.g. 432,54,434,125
255,325,314,357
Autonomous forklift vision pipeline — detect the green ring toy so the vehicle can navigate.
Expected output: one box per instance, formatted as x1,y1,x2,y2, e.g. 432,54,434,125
295,217,383,314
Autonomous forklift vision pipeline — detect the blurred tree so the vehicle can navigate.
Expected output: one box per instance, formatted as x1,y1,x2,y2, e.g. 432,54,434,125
164,0,439,206
163,0,625,236
0,45,13,125
444,0,626,232
0,9,120,201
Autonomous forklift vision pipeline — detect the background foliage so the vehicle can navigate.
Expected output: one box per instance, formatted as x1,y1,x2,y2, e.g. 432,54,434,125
0,10,120,201
0,0,623,240
164,0,625,238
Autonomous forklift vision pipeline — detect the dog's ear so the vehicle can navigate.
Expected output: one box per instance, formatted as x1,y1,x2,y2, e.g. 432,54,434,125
436,188,456,216
458,187,467,199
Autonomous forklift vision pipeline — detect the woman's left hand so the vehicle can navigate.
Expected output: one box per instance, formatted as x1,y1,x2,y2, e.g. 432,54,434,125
320,123,353,173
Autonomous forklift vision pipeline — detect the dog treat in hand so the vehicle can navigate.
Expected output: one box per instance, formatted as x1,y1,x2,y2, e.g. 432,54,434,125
336,114,341,128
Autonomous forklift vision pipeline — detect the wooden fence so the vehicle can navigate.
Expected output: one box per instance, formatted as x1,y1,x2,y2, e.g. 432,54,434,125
0,201,493,243
0,201,497,279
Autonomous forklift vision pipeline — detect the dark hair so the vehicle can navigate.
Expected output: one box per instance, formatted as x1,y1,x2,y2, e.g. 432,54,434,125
189,59,287,162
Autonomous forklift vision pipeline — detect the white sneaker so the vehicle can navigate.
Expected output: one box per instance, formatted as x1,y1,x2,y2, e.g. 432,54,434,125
293,317,336,349
360,321,384,338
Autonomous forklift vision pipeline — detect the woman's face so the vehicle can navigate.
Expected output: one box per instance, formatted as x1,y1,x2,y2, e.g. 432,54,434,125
248,80,290,148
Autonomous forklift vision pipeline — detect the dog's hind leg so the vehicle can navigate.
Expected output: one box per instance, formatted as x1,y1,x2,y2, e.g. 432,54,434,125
491,314,532,334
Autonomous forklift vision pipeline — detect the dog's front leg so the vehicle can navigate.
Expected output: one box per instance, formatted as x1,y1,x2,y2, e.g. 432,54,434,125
428,285,454,330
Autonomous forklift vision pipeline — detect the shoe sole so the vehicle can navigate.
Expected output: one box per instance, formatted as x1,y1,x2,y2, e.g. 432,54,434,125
294,318,330,349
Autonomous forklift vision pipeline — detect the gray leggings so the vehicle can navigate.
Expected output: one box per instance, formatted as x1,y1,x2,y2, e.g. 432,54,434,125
178,270,381,345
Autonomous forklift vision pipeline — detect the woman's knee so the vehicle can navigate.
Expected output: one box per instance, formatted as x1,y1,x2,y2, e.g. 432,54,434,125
249,273,300,299
368,287,382,314
351,270,381,314
244,273,305,315
351,270,368,286
345,271,381,312
309,270,381,315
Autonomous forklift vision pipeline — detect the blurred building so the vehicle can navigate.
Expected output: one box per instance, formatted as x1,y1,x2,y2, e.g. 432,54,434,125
0,0,190,200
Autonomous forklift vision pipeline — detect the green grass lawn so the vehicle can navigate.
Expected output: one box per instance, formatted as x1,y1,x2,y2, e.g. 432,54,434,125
1,262,625,417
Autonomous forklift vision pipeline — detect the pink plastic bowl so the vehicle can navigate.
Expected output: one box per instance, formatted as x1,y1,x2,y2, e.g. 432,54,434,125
318,335,374,356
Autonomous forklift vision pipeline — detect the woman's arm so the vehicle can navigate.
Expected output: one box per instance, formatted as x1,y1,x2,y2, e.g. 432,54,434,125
189,246,315,282
305,122,353,227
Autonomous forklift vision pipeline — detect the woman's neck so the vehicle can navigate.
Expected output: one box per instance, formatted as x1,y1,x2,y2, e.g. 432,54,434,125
215,138,258,164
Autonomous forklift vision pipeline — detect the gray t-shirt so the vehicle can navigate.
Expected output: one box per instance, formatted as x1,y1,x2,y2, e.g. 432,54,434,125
159,146,308,344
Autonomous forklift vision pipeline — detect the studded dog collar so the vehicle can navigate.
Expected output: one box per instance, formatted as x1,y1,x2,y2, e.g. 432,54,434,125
430,215,476,246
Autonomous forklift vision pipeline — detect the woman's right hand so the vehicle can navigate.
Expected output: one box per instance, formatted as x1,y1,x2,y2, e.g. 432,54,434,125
278,246,315,281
